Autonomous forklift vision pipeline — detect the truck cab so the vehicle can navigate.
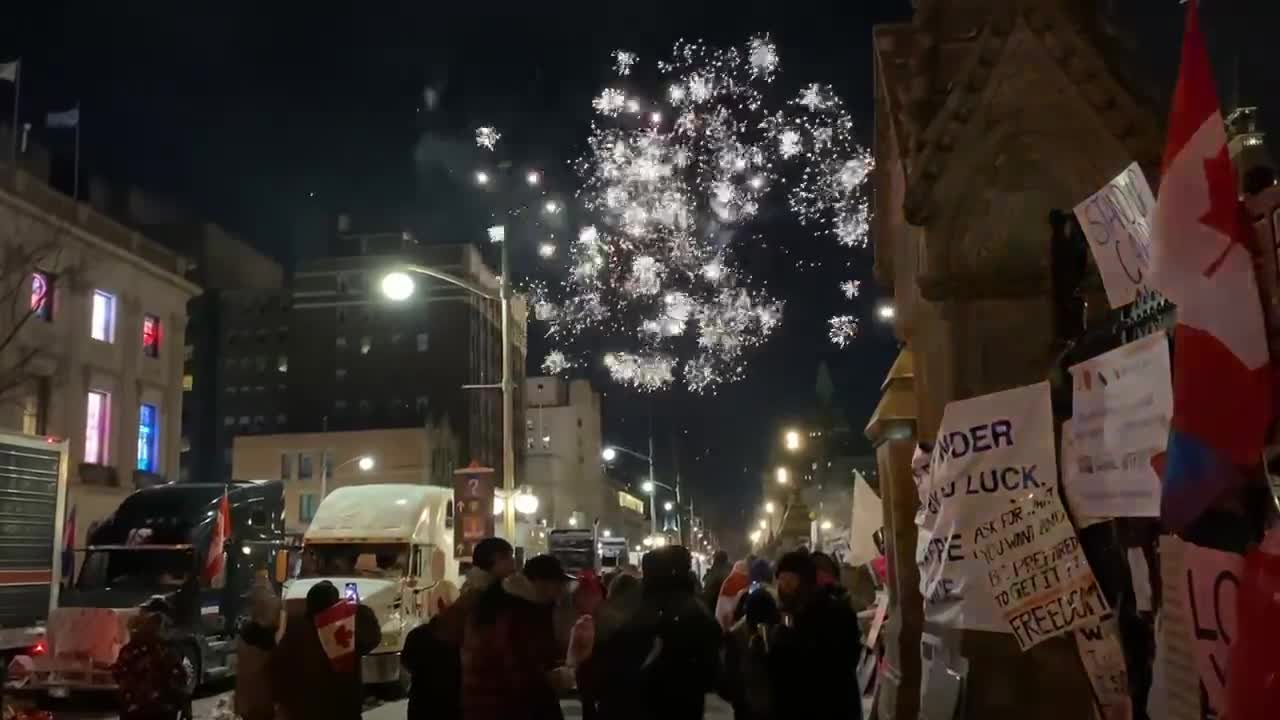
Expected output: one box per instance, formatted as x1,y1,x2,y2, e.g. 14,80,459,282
29,481,286,696
284,484,459,692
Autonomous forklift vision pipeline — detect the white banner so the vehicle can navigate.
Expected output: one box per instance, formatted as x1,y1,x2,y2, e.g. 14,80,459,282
916,382,1058,633
1067,333,1171,518
1076,618,1133,720
1074,162,1156,308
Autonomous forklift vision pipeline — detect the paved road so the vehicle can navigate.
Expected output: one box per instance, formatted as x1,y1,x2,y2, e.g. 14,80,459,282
37,690,735,719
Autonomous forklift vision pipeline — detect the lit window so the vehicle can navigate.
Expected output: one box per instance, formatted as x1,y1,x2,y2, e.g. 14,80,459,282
90,291,116,342
525,419,534,430
182,374,193,392
239,416,250,426
137,404,159,472
336,336,347,349
335,399,348,411
85,391,111,464
360,336,372,355
417,333,429,352
300,493,318,523
224,417,235,427
277,355,288,373
141,314,161,358
336,368,347,380
30,272,53,322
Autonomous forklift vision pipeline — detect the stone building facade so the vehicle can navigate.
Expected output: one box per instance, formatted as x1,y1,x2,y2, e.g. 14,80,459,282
0,167,198,544
868,2,1162,717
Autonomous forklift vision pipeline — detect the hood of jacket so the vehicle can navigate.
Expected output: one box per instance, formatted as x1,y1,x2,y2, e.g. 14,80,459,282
501,572,541,603
461,567,496,594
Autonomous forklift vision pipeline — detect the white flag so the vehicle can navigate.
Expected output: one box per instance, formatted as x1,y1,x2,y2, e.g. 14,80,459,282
46,106,79,129
0,60,16,84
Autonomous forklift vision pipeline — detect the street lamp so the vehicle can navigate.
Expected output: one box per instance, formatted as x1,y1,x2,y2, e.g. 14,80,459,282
775,467,789,485
664,501,674,512
820,519,833,531
604,443,669,538
320,453,375,501
514,491,539,516
602,529,612,538
784,429,802,452
475,170,491,186
878,303,896,321
750,529,762,544
764,501,776,514
382,258,516,541
758,519,767,530
526,170,541,186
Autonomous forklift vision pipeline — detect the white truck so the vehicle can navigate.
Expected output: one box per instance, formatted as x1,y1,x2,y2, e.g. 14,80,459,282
284,484,460,695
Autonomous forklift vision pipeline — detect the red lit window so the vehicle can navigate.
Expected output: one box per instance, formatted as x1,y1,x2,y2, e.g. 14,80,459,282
142,315,161,358
30,273,53,322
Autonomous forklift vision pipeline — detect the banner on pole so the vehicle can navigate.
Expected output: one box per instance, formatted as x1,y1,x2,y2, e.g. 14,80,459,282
1066,333,1171,519
1074,161,1155,308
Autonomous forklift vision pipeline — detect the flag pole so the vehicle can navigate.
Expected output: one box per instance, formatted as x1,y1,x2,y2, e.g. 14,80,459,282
72,105,80,201
9,60,19,166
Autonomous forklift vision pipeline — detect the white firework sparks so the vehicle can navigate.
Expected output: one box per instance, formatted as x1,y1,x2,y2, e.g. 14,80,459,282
829,316,859,347
840,280,861,299
593,89,627,116
542,351,572,375
475,126,501,151
486,225,505,244
613,50,637,76
534,38,875,392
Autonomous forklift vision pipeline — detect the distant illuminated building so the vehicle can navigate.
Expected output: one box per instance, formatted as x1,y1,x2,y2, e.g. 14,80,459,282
1225,106,1274,192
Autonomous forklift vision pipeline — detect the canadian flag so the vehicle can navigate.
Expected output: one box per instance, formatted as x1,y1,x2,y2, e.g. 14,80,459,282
314,600,358,672
202,490,230,585
1149,0,1272,531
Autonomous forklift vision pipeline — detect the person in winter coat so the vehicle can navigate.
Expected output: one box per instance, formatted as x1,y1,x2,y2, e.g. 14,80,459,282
461,554,575,720
270,580,380,720
593,546,722,720
720,587,782,720
234,570,281,720
567,571,607,720
770,551,863,720
402,538,515,720
113,598,192,720
700,551,731,613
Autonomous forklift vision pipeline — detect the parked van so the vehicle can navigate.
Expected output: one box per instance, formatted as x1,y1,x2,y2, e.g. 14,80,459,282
283,484,459,694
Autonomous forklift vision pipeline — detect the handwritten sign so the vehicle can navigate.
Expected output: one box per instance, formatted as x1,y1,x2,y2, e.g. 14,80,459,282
1067,333,1171,518
916,382,1057,633
1076,618,1133,720
1184,540,1243,716
1149,536,1202,720
972,484,1107,650
1074,162,1155,308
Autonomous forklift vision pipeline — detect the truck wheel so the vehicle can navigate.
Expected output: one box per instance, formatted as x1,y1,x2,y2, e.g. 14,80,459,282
376,669,410,700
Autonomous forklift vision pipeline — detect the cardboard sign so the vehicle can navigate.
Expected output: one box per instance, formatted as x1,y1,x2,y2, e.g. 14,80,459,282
1076,617,1133,720
972,484,1107,650
1183,540,1243,716
1067,333,1171,518
916,382,1057,633
1149,536,1203,720
1074,162,1156,308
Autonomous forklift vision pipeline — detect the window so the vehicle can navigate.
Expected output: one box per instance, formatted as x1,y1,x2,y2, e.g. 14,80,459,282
21,379,48,436
90,291,116,342
390,333,402,346
183,344,194,361
526,419,534,430
334,399,348,411
277,355,288,373
84,391,111,464
254,356,267,372
360,336,372,355
182,375,194,392
137,404,159,472
298,453,313,480
577,419,584,428
358,399,371,414
336,336,347,349
239,416,250,427
141,315,161,358
335,368,347,381
225,358,236,371
280,452,292,481
416,333,429,352
224,416,235,427
226,386,237,395
276,413,287,425
416,396,429,412
30,272,53,322
299,494,318,523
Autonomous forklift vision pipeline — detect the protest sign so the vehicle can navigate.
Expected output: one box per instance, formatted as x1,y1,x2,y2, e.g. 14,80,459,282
972,483,1107,650
1060,419,1106,529
1183,540,1243,717
1067,333,1171,518
916,382,1057,633
1074,162,1156,308
1076,617,1133,720
1148,536,1203,720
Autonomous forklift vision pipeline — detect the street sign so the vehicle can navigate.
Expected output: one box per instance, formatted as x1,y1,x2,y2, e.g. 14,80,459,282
452,461,496,560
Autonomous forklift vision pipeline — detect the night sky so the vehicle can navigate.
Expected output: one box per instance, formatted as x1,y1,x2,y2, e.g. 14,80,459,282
4,1,1278,543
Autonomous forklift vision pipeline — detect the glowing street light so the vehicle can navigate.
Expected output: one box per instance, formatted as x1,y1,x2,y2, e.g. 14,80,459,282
380,272,415,302
642,536,654,547
538,242,556,259
514,492,540,516
602,447,619,462
775,467,789,485
357,456,376,472
820,519,834,531
750,529,762,543
642,481,655,494
758,519,768,530
475,170,491,186
526,170,542,186
544,200,560,214
664,501,674,512
764,501,776,514
602,529,612,538
784,429,802,452
878,303,897,321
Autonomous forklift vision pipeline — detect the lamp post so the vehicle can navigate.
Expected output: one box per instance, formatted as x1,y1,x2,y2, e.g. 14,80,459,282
381,262,516,540
320,453,375,501
603,442,661,537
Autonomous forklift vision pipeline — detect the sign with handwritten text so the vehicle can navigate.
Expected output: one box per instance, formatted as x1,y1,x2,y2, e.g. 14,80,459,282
916,382,1059,633
1074,162,1155,308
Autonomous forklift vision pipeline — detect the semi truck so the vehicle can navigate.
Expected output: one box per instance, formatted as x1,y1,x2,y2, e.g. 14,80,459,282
0,434,69,660
25,481,287,696
284,484,460,695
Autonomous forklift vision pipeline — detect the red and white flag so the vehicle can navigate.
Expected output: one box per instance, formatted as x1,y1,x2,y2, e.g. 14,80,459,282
314,600,358,672
1149,0,1273,530
202,490,230,585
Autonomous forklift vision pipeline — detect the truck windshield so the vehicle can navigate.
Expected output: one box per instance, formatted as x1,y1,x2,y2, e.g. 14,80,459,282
300,543,409,579
76,549,193,590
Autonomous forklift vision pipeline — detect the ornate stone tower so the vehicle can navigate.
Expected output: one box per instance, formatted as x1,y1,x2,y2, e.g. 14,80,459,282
868,1,1162,717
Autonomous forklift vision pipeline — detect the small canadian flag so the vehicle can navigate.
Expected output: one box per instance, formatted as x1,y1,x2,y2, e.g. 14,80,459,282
314,600,358,672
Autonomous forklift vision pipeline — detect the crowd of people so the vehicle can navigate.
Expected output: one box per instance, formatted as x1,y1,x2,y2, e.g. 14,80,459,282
107,540,865,720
